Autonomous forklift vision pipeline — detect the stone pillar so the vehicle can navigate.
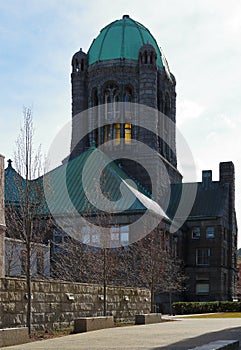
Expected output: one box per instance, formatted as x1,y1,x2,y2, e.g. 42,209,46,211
0,154,5,277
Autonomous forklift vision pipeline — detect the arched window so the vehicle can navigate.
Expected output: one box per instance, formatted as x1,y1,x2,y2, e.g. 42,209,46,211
124,87,132,118
75,59,79,72
144,51,148,64
81,59,85,71
92,88,98,107
104,83,120,119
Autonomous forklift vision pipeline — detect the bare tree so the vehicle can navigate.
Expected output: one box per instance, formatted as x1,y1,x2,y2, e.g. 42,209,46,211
158,252,186,314
5,107,46,334
122,226,186,313
51,212,121,316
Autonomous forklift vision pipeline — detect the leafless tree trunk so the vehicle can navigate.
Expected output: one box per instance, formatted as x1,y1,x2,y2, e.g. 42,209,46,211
123,225,186,313
6,107,45,334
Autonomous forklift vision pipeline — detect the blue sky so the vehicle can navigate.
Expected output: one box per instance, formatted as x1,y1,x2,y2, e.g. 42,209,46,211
1,0,241,244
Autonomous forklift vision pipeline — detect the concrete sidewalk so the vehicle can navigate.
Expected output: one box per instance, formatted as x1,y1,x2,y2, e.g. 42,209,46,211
1,318,241,350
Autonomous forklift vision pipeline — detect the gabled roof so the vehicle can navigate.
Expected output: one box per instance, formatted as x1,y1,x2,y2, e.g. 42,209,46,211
38,147,170,220
167,181,229,221
4,162,25,204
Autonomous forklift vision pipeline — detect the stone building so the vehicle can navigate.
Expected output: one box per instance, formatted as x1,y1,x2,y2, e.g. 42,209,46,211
4,237,50,278
169,162,237,302
3,15,238,306
70,14,182,199
68,15,238,303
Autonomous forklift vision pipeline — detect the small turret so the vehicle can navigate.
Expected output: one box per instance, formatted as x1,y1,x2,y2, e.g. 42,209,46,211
71,48,88,73
139,43,157,66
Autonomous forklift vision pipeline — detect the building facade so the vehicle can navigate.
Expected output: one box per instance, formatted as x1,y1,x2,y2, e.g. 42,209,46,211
2,15,238,306
70,15,182,198
4,237,50,278
68,15,238,303
182,162,237,301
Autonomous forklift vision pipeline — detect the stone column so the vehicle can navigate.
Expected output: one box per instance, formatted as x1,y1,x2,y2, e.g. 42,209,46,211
0,154,5,277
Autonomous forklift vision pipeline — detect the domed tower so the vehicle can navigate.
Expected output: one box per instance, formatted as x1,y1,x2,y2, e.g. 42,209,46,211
70,15,182,196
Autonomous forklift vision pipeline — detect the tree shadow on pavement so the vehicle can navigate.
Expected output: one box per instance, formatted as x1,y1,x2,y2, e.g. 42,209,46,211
151,326,241,350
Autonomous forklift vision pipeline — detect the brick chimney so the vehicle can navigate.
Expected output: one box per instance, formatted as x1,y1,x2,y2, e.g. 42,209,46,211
220,162,235,203
219,161,236,231
0,154,5,277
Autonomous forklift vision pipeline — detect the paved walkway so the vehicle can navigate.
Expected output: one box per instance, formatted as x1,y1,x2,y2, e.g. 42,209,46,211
2,317,241,350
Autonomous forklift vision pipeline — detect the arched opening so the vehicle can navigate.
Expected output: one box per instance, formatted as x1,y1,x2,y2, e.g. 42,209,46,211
124,86,133,118
144,51,148,64
75,59,79,72
92,88,98,107
80,59,84,71
104,83,120,119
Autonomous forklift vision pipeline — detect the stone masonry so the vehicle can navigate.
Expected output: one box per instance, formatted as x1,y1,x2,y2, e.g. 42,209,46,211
0,277,151,331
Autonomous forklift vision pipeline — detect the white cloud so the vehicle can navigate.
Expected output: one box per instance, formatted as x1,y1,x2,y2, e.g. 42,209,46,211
177,99,205,126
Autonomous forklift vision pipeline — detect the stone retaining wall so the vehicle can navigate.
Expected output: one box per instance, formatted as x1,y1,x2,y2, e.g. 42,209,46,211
0,277,150,331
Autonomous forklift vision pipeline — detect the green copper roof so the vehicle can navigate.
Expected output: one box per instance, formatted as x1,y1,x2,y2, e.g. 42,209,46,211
42,148,158,217
88,15,164,67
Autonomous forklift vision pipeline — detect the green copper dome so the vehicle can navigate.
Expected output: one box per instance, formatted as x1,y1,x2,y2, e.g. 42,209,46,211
88,15,164,67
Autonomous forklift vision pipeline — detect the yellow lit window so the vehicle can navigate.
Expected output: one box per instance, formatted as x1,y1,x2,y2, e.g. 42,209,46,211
115,123,121,145
125,123,132,144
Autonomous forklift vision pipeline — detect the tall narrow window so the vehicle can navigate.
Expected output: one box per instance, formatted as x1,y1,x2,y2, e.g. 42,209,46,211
114,123,121,145
124,87,132,118
125,123,132,144
120,225,129,245
105,91,112,119
104,125,111,143
104,84,119,119
196,248,210,266
114,93,120,117
92,88,98,107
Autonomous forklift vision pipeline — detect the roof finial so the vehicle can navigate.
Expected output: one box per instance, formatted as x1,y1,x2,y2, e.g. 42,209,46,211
7,159,12,168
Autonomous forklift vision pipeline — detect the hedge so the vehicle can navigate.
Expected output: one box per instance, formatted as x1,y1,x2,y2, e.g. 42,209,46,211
172,301,241,315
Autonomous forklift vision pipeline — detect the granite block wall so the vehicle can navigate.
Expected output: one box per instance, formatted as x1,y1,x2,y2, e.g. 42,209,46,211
0,277,151,331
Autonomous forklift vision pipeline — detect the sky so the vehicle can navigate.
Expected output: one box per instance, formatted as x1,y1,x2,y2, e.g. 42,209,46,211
0,1,241,244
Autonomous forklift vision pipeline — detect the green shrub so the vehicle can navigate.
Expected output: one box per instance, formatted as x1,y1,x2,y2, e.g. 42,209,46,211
172,301,241,315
